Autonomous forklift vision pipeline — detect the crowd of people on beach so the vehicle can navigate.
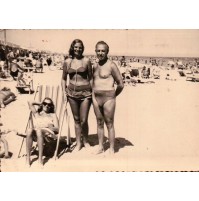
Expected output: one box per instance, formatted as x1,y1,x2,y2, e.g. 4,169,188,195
112,56,199,85
1,39,199,167
0,39,125,167
0,44,64,80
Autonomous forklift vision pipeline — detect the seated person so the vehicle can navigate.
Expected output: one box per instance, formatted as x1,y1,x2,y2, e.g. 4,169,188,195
10,58,26,86
26,98,59,167
141,66,150,78
0,87,16,108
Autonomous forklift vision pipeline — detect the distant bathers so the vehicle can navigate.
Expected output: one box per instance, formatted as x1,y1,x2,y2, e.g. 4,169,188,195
94,90,115,107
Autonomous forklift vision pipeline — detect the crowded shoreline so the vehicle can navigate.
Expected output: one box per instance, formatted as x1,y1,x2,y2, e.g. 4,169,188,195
1,40,199,172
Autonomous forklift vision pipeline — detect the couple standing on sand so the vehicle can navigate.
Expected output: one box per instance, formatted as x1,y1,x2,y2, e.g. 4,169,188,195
61,39,124,155
26,39,124,167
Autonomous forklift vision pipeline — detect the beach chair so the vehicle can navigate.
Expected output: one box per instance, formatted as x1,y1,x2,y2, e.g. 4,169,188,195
186,72,199,82
16,67,34,94
17,84,71,160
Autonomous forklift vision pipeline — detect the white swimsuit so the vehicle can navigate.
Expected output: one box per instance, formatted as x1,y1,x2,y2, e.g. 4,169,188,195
34,112,54,129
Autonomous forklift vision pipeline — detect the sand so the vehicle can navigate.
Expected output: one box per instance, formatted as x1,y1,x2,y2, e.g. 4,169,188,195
1,66,199,172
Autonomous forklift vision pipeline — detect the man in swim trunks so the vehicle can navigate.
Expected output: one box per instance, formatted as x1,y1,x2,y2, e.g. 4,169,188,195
92,41,124,154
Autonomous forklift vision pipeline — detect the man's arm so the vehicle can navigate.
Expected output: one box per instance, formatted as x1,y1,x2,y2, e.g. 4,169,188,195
28,100,42,115
86,58,93,87
111,62,124,96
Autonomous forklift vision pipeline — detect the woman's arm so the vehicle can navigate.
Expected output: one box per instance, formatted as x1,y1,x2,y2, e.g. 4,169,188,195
61,60,67,91
47,113,59,134
61,60,69,101
111,62,124,97
28,100,42,115
87,58,93,87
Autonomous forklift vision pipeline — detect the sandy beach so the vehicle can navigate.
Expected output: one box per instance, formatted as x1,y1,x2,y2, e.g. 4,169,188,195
1,65,199,172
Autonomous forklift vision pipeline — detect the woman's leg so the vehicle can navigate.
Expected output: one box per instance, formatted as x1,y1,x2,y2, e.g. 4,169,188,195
92,95,105,153
103,98,116,154
26,128,34,165
68,97,82,151
36,129,44,165
79,98,92,147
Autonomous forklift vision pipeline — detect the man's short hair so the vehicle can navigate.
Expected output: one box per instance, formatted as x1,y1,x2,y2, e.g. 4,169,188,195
95,41,109,54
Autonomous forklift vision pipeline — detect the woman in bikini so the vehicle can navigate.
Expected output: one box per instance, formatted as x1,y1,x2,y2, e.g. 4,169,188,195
92,41,124,154
26,98,59,167
61,39,92,151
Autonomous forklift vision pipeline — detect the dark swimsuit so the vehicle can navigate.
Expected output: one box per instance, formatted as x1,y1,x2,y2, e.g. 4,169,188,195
94,90,115,107
66,60,92,100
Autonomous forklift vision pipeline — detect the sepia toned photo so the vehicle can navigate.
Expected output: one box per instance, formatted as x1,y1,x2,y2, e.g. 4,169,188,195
0,29,199,172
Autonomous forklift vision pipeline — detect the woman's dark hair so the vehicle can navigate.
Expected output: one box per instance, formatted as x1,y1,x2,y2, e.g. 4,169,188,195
69,39,84,58
95,41,109,54
38,97,55,113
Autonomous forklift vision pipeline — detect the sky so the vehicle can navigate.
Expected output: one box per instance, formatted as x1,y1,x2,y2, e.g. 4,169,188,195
0,29,199,57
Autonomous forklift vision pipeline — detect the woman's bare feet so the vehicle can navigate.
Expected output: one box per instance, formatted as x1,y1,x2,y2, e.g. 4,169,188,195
4,155,11,159
73,143,82,152
25,158,31,168
37,160,44,169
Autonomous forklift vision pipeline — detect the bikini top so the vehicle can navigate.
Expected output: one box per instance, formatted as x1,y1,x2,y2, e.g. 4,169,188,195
67,59,88,79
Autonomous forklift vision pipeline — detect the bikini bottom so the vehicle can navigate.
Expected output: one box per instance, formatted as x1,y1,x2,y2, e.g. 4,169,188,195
66,83,92,100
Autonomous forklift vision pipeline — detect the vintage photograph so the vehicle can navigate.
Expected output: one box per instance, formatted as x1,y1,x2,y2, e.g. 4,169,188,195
0,29,199,172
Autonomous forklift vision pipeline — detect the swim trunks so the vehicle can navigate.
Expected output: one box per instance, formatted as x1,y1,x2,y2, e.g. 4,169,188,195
94,90,115,107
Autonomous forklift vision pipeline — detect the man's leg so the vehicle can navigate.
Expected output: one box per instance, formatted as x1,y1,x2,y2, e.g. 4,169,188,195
92,94,105,154
103,98,116,154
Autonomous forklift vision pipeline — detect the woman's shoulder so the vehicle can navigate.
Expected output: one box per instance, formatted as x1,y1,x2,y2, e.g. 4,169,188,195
65,57,72,64
63,58,72,71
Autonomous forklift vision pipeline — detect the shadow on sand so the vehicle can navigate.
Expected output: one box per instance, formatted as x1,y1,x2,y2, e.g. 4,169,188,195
28,134,134,163
88,134,134,153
